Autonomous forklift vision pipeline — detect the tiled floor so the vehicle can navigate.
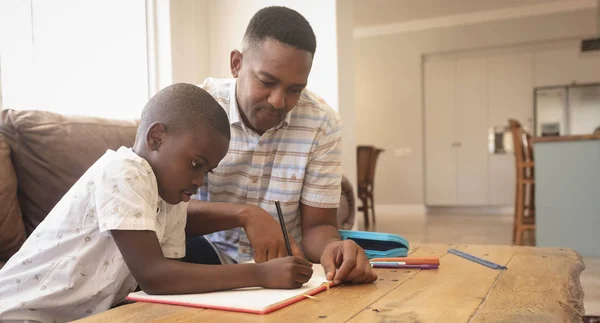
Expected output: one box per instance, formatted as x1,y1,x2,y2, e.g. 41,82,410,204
358,213,600,315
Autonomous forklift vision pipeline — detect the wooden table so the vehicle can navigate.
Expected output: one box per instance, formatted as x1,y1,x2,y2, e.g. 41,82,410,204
75,244,585,323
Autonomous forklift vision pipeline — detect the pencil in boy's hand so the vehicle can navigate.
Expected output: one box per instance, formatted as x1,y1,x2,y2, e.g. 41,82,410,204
275,201,293,256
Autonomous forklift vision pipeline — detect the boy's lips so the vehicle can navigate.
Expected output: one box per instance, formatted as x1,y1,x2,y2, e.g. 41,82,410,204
181,188,197,203
182,188,198,197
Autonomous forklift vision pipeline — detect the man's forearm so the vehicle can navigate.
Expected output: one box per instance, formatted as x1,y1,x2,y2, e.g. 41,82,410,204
302,224,341,263
185,200,248,236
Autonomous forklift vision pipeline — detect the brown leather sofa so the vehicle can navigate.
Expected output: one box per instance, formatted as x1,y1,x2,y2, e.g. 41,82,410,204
0,109,355,267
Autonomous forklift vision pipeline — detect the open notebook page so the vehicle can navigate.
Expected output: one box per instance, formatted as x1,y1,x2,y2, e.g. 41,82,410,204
126,263,331,314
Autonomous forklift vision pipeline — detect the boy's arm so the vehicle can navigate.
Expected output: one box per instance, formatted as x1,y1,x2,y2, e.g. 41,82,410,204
184,200,247,236
93,158,310,292
111,229,313,294
185,200,304,262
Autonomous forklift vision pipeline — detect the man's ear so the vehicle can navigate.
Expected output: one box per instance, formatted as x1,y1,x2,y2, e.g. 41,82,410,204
146,122,167,151
230,49,243,78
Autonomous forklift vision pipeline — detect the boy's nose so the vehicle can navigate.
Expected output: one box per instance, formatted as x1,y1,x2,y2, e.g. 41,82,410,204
191,175,204,188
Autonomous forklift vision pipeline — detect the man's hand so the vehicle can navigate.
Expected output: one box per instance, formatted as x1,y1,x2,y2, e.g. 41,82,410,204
320,240,377,285
241,205,304,262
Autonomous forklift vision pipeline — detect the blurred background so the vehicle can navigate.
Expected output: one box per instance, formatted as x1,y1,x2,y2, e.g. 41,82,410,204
1,0,599,315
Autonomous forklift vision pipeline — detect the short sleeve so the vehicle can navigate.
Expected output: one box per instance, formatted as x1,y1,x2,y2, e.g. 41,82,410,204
301,113,343,208
160,203,187,259
94,158,158,234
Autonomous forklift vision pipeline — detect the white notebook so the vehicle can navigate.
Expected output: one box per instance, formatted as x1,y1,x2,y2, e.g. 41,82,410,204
127,263,332,314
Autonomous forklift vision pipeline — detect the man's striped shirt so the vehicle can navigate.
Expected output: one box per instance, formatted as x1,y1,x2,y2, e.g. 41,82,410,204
195,77,342,264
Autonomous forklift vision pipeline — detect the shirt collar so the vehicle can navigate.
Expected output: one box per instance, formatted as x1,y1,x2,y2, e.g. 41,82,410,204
228,79,242,126
228,79,291,133
280,109,292,129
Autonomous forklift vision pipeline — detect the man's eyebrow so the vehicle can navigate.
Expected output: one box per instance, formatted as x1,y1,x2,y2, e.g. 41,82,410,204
258,71,306,88
258,71,279,82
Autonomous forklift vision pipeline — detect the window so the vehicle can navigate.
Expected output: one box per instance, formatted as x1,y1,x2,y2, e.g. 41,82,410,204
0,0,148,119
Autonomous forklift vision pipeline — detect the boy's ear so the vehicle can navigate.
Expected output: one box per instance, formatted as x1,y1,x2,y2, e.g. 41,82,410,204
230,49,243,78
146,122,167,151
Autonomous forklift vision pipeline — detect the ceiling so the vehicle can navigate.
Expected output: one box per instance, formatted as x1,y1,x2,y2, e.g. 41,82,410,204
353,0,578,27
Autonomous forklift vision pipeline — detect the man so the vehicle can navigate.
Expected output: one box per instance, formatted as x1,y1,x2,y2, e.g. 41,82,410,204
185,6,376,285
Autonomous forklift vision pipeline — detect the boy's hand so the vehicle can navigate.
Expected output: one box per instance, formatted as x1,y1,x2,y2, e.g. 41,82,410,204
256,256,313,289
241,205,304,262
320,240,377,285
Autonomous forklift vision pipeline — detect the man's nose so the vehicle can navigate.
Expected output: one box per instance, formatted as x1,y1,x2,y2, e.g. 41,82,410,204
267,88,286,110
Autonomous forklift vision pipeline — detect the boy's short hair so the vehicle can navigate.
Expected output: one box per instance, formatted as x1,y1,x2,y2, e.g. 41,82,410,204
243,6,316,55
136,83,230,140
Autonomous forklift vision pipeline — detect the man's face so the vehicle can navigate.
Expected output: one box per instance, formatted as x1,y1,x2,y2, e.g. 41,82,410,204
231,38,313,135
147,125,229,205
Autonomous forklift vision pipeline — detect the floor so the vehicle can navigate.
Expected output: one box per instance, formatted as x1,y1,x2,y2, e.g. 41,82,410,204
358,213,600,315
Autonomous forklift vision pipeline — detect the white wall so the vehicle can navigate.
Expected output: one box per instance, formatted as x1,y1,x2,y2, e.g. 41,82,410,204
149,0,211,92
354,9,599,206
336,1,358,207
170,0,210,86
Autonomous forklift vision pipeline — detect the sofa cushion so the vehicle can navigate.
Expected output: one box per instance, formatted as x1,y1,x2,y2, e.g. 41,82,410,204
0,109,138,234
0,135,26,260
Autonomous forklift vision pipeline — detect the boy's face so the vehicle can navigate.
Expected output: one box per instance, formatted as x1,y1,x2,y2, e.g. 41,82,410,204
146,124,229,205
230,38,313,135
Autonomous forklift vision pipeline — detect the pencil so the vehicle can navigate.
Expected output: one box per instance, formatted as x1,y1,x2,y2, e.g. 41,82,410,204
370,263,439,269
369,257,440,265
275,201,293,256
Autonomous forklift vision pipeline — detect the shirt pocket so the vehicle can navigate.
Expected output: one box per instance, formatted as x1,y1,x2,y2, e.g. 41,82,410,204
268,167,304,204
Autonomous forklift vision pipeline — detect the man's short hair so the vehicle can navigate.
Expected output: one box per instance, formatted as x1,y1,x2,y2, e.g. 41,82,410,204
137,83,230,140
243,6,316,55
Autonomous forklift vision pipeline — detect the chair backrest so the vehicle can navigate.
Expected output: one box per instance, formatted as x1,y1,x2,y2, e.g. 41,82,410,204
524,132,534,162
508,119,534,178
357,145,384,194
357,146,374,191
367,148,384,186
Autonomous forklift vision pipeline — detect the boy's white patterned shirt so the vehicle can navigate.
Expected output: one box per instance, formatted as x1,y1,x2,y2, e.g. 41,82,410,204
0,147,187,322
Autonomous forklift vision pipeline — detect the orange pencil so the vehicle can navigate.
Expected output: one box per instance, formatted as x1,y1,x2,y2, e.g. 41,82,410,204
369,257,439,265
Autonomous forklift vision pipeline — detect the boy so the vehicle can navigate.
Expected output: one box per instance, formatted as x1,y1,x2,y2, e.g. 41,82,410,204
0,83,313,322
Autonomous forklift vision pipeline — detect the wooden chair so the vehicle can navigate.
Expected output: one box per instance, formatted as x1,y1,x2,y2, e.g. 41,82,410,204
508,119,536,245
356,146,384,227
